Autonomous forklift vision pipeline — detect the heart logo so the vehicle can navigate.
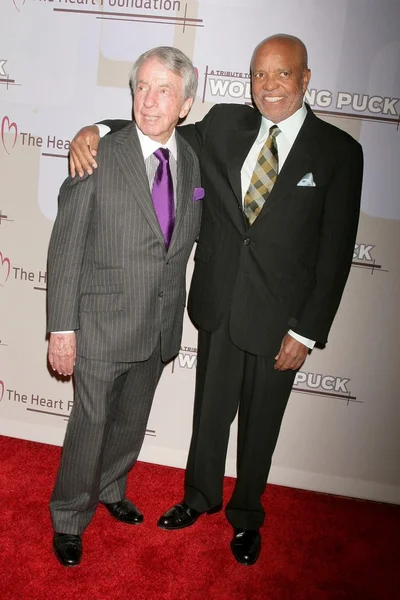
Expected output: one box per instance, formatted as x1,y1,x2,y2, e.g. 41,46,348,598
1,117,18,154
13,0,26,12
0,251,11,285
0,380,4,402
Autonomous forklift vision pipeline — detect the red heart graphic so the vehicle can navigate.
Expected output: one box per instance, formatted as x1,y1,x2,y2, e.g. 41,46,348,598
13,0,26,12
0,380,4,402
1,116,18,154
0,251,11,284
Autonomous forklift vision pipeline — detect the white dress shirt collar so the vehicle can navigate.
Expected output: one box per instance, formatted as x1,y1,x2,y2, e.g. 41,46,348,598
257,103,308,145
135,125,178,161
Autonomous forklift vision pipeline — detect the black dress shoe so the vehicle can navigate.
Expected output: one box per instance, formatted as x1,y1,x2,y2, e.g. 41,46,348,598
53,533,82,567
102,499,144,524
230,528,261,566
157,501,222,530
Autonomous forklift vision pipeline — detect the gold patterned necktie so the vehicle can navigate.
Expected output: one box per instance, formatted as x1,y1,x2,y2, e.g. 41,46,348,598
243,125,280,225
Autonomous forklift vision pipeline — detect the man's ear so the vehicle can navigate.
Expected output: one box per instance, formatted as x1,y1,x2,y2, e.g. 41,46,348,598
302,69,311,93
179,97,194,120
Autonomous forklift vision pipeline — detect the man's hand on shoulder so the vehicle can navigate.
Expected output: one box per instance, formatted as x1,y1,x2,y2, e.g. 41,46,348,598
48,333,76,376
69,125,100,178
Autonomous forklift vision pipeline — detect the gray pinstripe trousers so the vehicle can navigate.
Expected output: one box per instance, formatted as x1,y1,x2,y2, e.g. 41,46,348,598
50,344,164,535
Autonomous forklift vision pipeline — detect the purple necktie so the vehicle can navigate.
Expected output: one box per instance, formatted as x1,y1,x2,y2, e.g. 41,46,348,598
152,147,175,248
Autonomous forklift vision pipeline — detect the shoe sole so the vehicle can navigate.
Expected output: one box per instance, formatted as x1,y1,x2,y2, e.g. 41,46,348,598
108,515,144,525
157,519,197,530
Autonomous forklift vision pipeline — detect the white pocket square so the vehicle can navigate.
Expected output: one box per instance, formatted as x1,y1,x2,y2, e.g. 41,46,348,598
297,172,316,187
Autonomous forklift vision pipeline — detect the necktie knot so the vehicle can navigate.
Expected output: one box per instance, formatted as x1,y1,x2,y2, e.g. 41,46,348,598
154,147,170,163
269,125,280,140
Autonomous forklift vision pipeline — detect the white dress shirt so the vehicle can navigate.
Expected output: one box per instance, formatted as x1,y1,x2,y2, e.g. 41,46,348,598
136,125,178,199
240,104,315,349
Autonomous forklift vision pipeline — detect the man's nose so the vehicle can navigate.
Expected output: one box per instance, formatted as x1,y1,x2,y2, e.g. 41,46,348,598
262,76,279,91
143,89,157,107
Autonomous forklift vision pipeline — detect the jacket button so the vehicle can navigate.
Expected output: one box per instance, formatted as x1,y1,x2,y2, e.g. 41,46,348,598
243,237,250,246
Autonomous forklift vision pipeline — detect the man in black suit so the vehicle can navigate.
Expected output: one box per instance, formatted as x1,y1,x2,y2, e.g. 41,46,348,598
69,34,363,566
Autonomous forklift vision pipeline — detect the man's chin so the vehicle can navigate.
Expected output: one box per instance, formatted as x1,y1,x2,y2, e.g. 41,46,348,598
138,124,160,138
258,104,287,123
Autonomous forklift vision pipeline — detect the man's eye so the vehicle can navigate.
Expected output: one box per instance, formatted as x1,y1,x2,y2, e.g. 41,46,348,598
280,72,290,77
253,72,264,79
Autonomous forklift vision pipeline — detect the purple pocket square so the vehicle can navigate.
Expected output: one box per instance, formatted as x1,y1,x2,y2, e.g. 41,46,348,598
193,187,205,201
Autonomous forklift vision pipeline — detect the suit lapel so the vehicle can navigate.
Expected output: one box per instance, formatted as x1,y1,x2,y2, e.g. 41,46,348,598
114,123,166,249
226,128,259,207
253,109,321,224
226,110,261,213
167,134,192,255
224,110,261,231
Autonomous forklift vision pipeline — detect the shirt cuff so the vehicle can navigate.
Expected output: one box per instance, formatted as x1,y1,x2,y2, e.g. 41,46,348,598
288,329,315,349
97,124,111,138
51,331,75,334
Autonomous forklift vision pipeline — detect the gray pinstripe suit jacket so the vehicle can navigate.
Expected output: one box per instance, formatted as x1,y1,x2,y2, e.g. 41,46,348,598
47,123,202,363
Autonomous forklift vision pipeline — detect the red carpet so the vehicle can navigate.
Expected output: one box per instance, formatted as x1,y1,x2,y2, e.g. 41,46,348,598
0,436,399,600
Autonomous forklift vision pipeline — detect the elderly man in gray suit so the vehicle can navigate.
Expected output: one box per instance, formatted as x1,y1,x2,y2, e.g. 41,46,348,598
46,46,202,567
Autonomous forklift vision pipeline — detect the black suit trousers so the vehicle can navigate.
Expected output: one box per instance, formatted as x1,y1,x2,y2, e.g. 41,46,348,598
184,317,297,529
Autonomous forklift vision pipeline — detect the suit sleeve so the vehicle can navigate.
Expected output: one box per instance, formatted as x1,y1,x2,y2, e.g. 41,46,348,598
178,105,220,157
46,174,95,333
98,110,216,153
293,141,364,344
98,119,131,133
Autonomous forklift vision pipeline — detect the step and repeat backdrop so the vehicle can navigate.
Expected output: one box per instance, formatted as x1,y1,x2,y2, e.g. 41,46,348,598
1,0,399,504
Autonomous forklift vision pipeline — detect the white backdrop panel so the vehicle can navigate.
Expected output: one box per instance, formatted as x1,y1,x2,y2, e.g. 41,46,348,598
1,0,399,505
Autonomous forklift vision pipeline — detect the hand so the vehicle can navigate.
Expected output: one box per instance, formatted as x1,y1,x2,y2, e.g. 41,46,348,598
48,333,76,376
274,333,308,371
69,125,100,177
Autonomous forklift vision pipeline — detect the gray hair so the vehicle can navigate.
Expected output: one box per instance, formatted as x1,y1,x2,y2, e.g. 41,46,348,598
129,46,198,100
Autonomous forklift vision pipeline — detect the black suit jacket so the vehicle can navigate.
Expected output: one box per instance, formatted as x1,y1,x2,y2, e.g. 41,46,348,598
103,106,363,357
